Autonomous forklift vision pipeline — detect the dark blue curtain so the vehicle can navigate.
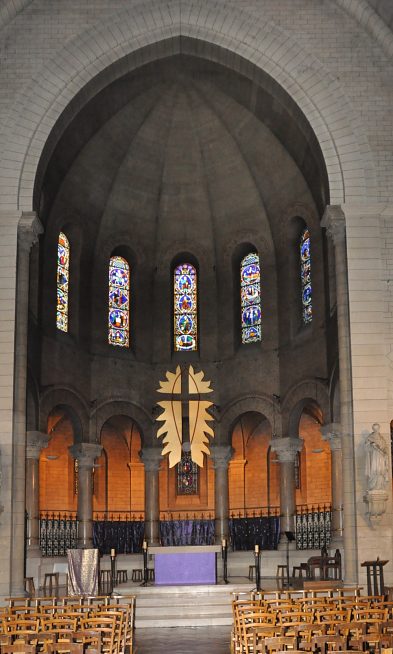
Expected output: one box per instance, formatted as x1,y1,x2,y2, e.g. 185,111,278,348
93,520,144,555
160,519,215,546
229,516,280,551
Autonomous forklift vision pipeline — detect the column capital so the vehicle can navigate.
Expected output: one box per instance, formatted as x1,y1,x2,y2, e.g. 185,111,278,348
69,442,102,468
17,212,43,253
140,447,163,472
271,437,303,463
321,205,346,246
210,445,233,469
321,423,342,451
26,431,50,459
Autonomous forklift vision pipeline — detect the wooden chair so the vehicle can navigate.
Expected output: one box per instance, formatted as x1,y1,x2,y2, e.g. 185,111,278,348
80,617,116,654
0,644,36,653
44,643,84,654
260,636,297,652
310,635,347,652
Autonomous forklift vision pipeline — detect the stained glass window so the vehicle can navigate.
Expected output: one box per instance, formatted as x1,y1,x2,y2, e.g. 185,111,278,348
108,256,130,347
174,263,197,351
300,228,312,325
57,232,70,332
241,252,261,344
177,452,199,495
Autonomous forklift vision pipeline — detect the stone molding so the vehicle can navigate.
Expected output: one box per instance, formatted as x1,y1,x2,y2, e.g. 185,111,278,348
271,437,303,463
140,447,163,472
210,445,233,470
17,212,43,253
321,423,342,451
321,205,346,246
69,442,102,468
26,431,50,460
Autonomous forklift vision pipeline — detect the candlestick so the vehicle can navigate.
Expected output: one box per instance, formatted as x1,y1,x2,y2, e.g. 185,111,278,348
222,538,226,548
255,544,259,554
110,548,115,557
142,540,148,551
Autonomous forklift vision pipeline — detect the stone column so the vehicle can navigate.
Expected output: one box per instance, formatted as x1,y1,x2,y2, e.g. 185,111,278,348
11,213,43,596
271,437,303,537
26,431,50,552
140,447,162,546
322,206,357,582
210,445,233,544
69,443,102,548
321,423,343,545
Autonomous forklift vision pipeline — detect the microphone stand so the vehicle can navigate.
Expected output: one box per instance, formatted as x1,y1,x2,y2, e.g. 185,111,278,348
142,542,148,586
110,551,116,594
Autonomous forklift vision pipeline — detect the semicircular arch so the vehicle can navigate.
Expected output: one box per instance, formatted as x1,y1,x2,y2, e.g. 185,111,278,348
0,1,376,213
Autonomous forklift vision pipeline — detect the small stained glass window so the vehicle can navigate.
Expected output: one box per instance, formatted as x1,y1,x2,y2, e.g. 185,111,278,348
177,452,199,495
241,252,261,344
174,263,197,351
57,232,70,332
300,228,312,325
108,256,130,347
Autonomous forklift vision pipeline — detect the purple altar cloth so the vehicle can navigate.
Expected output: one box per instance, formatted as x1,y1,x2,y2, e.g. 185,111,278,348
155,551,216,585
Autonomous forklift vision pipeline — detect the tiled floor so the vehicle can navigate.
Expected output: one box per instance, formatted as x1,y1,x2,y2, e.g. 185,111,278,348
135,626,231,653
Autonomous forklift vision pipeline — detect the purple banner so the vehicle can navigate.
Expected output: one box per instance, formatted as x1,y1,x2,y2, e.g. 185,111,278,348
155,552,216,585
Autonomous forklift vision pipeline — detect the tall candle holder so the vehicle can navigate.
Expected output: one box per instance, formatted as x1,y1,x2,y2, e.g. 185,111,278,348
110,548,116,593
142,540,148,586
254,544,261,591
221,539,228,584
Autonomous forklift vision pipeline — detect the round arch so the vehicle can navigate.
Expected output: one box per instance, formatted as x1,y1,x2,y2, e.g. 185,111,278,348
0,0,376,213
281,379,330,438
220,395,277,443
93,400,152,447
39,386,89,440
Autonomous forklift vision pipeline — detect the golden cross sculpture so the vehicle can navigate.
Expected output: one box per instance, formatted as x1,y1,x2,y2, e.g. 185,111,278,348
156,365,214,468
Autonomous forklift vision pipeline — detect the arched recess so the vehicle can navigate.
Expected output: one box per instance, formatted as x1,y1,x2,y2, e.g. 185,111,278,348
229,411,277,515
93,400,152,448
0,1,376,213
39,405,78,513
288,398,332,508
94,415,144,518
39,387,88,440
220,395,278,442
281,379,330,438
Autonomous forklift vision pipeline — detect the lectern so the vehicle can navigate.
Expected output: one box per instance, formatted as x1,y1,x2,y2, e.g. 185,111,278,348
361,558,388,596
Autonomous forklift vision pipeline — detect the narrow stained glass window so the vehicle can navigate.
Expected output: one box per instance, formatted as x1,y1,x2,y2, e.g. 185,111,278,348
300,228,312,325
241,252,261,344
108,256,130,347
177,452,199,495
174,263,197,351
57,232,70,332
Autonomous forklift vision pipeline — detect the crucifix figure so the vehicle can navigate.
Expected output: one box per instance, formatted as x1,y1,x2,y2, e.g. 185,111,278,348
156,365,214,467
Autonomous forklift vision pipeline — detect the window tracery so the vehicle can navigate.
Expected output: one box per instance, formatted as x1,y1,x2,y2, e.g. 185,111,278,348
300,228,312,325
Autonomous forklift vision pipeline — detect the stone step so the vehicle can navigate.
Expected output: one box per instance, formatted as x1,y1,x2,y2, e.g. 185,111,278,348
137,603,232,618
136,613,233,628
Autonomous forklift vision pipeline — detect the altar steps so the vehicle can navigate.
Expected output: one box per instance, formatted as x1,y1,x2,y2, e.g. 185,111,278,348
117,582,253,628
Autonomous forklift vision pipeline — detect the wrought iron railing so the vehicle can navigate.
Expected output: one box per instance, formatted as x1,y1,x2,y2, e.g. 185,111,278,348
39,512,78,557
230,506,280,519
295,504,332,550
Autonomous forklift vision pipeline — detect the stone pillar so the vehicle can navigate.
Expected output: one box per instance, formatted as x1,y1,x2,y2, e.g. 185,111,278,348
322,206,357,583
140,447,162,546
69,443,102,549
321,423,343,545
210,445,233,544
271,437,303,537
11,213,43,596
26,431,50,552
